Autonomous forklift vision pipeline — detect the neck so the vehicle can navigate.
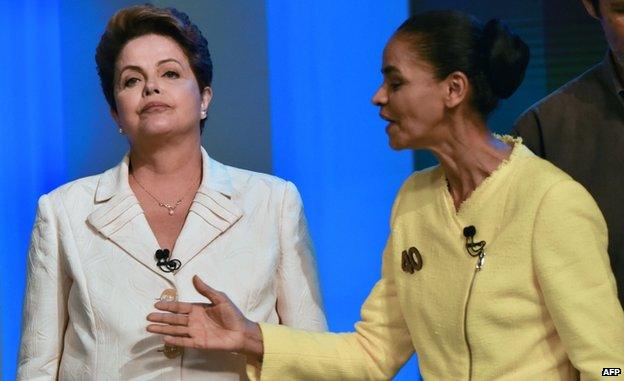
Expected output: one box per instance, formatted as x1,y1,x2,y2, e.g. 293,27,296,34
428,114,512,210
129,135,203,193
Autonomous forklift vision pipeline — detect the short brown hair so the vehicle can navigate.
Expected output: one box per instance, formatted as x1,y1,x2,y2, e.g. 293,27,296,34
95,5,212,128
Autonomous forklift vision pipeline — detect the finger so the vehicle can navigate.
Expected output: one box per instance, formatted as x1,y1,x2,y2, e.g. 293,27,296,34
192,275,227,303
147,324,190,337
192,302,214,308
154,300,193,314
164,335,197,348
147,312,189,326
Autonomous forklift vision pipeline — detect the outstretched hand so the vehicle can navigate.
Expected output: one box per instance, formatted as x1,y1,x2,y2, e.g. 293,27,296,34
146,275,264,358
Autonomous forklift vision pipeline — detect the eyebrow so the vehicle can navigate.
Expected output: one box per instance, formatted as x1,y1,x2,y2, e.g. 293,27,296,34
156,58,183,67
118,58,184,76
381,65,400,75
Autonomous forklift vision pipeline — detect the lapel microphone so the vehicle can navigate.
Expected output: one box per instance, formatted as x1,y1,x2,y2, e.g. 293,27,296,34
463,225,486,270
155,249,181,273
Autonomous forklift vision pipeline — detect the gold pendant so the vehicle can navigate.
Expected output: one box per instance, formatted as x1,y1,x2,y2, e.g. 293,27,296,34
160,200,182,216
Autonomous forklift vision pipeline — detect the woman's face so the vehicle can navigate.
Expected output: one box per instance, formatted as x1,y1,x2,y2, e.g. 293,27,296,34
112,34,211,142
372,37,447,150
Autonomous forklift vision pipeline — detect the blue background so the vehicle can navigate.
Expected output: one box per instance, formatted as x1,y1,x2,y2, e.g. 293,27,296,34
0,0,605,379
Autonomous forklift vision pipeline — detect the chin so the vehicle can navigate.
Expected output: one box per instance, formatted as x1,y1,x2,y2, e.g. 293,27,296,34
140,119,184,135
388,138,406,151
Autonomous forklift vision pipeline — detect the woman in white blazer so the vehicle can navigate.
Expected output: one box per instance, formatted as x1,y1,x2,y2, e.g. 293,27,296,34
17,4,326,380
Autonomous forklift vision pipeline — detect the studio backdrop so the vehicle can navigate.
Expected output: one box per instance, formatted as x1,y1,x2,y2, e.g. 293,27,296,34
0,1,604,380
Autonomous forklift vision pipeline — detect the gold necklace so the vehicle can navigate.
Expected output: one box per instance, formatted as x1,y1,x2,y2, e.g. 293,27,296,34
130,172,200,216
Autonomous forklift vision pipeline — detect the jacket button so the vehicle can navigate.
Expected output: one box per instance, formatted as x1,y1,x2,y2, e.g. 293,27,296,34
157,288,183,358
159,288,177,302
159,345,184,359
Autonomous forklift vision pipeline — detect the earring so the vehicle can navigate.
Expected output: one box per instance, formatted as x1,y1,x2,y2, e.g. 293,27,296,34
118,128,124,135
201,110,207,119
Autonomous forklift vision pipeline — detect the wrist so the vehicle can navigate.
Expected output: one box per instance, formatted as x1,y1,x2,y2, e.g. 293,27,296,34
242,320,264,361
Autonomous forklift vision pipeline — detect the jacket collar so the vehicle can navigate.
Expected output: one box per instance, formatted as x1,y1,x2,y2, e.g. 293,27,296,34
600,50,624,98
93,147,235,202
174,149,242,270
87,147,243,283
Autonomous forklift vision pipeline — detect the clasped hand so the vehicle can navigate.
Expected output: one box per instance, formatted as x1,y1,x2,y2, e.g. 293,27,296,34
146,275,264,359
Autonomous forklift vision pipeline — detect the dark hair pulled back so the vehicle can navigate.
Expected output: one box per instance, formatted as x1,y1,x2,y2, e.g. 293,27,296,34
395,10,529,118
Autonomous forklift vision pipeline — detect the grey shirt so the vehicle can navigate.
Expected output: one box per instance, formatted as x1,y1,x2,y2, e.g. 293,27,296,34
512,52,624,305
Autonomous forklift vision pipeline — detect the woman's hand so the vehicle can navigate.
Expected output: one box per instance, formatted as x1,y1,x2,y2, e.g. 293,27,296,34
146,275,264,359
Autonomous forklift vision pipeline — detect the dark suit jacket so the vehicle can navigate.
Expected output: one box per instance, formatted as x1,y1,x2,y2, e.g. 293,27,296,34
513,53,624,305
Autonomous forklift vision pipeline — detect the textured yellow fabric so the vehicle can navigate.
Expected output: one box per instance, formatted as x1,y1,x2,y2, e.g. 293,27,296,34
256,138,624,380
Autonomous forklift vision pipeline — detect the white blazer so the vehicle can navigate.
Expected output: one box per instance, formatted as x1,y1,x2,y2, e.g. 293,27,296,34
18,147,327,380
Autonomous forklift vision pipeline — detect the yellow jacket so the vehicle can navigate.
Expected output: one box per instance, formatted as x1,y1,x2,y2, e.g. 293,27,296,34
256,140,624,380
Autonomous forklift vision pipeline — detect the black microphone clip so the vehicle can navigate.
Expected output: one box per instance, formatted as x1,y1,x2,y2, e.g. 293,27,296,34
155,249,181,273
463,225,486,270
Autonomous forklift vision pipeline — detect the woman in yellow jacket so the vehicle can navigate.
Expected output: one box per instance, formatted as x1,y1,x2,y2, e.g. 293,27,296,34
146,10,624,380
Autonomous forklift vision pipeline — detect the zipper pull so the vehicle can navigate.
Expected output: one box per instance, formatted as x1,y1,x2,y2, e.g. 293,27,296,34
476,252,486,270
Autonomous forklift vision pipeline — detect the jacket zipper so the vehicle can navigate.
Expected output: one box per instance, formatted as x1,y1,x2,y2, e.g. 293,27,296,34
464,253,486,380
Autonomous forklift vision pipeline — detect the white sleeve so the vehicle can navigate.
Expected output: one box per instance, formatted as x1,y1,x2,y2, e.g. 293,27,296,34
17,194,71,380
275,181,327,332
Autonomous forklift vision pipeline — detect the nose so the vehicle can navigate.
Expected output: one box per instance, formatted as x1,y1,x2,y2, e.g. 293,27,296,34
371,84,387,106
143,80,161,96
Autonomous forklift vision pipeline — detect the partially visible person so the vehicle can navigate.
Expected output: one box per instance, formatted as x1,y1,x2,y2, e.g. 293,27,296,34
18,5,326,380
513,0,624,305
147,10,624,380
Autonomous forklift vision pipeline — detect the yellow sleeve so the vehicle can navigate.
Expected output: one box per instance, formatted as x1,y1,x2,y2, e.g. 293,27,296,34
532,180,624,380
257,233,414,380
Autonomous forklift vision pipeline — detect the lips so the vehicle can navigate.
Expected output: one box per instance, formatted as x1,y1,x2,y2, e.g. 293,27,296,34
379,112,398,135
379,112,395,123
141,101,171,113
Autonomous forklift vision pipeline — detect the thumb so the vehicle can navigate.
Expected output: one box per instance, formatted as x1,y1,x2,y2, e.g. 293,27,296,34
193,275,227,303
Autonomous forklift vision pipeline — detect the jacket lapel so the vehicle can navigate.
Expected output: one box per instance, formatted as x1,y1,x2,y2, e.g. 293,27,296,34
86,154,175,284
172,148,243,269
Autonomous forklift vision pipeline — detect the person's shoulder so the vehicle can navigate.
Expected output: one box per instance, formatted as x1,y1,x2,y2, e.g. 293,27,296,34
522,61,604,116
516,143,570,175
44,172,102,204
222,163,288,186
35,171,105,221
217,161,296,199
511,146,579,197
400,166,441,192
553,61,603,95
390,166,442,219
513,148,604,225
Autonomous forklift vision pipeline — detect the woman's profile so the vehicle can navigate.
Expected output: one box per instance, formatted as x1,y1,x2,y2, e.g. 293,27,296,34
147,10,624,380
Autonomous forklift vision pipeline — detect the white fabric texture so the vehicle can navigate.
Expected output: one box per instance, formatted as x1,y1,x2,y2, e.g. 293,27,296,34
18,147,327,380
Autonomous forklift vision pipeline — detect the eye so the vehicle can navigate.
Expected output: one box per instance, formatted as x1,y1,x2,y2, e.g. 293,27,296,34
389,81,403,91
123,77,140,88
163,70,179,79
